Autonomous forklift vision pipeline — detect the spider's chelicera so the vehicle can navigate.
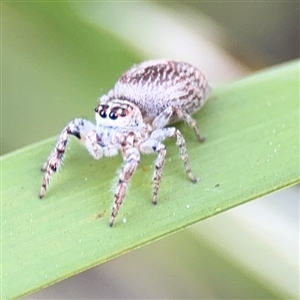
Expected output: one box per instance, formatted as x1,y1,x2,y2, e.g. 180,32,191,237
39,60,211,226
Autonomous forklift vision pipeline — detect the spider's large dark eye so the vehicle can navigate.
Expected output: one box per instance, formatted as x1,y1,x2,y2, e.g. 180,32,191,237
109,111,118,120
99,110,107,118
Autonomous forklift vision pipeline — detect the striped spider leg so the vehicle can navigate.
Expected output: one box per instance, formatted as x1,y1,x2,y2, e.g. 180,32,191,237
39,100,196,226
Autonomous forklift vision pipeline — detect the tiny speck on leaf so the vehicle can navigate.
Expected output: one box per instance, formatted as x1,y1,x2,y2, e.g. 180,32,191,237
95,212,105,219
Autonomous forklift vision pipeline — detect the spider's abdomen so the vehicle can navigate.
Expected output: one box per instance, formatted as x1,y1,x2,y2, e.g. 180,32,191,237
102,60,211,124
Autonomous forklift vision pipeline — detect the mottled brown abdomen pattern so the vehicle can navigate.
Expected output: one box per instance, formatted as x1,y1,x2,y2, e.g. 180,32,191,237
100,60,211,124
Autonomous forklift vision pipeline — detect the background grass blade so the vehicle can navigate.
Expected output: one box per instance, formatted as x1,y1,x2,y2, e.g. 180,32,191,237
1,60,299,299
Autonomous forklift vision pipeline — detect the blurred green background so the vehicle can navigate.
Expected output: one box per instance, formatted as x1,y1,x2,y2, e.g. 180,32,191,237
2,1,299,155
2,1,299,299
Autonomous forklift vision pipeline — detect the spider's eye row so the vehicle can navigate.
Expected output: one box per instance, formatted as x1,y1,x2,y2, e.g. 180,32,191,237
99,110,107,118
109,111,118,120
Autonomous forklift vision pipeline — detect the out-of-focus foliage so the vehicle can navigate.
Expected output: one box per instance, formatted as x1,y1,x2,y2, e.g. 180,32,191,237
2,2,141,154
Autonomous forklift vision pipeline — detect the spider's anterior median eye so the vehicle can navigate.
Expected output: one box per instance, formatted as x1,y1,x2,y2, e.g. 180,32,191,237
109,111,118,120
99,110,107,118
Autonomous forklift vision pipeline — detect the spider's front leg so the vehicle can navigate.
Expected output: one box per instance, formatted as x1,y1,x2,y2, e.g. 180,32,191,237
110,145,140,227
39,118,99,198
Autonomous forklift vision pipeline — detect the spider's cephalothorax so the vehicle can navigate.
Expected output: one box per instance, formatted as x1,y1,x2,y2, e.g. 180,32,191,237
39,60,211,226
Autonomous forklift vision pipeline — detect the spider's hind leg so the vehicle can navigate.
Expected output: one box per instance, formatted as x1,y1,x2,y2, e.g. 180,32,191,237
152,107,205,142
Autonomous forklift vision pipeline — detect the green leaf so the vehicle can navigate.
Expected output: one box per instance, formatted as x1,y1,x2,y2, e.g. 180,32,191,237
1,60,299,298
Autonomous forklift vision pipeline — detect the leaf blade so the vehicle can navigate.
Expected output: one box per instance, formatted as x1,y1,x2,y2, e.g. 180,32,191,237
1,60,299,298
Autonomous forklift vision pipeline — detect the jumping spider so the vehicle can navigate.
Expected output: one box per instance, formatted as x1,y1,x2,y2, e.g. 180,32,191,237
39,60,211,226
